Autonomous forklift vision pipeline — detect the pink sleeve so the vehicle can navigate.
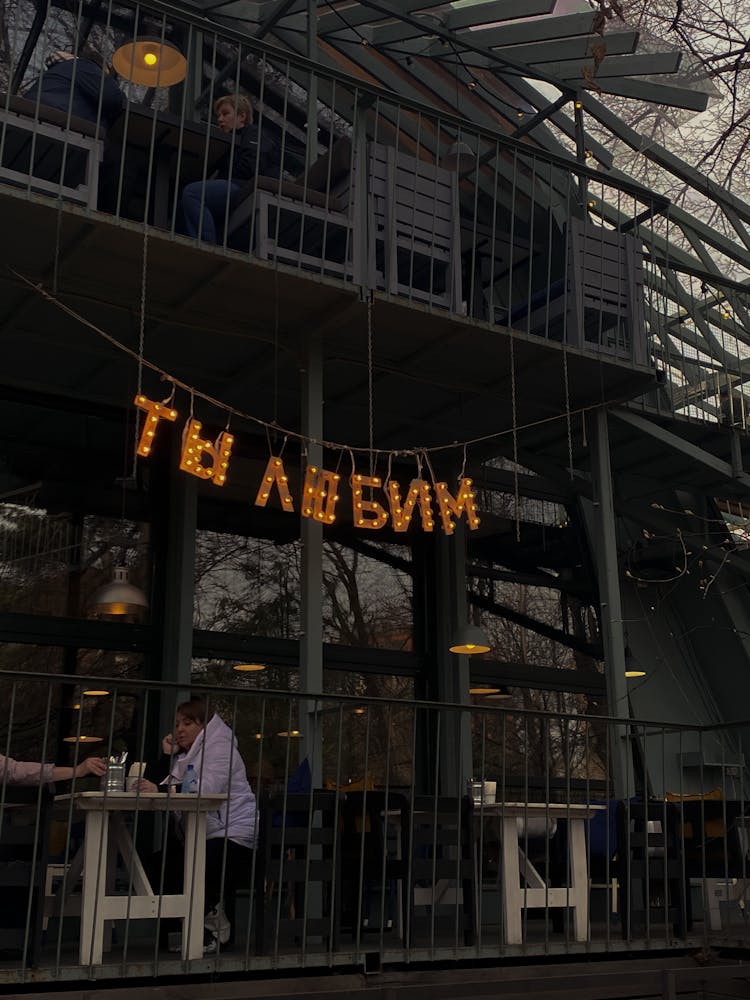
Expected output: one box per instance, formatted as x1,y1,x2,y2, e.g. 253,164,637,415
0,753,55,785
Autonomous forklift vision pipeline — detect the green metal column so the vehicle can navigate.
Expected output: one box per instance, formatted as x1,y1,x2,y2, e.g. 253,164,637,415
151,432,198,739
305,0,318,172
300,330,323,787
589,407,630,796
434,526,473,797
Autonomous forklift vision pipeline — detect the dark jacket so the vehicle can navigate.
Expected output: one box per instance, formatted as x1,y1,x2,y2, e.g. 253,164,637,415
25,57,123,130
215,121,280,184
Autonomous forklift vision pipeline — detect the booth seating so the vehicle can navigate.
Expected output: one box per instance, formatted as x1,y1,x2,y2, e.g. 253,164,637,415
227,138,461,310
404,796,475,948
674,799,748,930
255,790,341,955
494,219,646,364
0,93,102,208
615,801,691,940
369,143,461,311
566,219,646,362
228,137,354,274
339,790,408,938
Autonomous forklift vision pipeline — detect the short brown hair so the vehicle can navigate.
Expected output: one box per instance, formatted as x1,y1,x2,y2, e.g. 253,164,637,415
176,698,206,726
213,93,253,123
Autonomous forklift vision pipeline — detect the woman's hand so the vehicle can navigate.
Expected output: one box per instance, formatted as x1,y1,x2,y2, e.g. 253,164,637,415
75,757,107,779
135,778,158,793
162,733,177,755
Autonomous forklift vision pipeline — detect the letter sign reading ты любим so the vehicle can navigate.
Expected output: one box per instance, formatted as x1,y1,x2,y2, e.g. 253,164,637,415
134,394,480,535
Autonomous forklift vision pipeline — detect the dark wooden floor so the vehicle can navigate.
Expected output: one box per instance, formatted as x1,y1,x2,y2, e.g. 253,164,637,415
1,951,750,1000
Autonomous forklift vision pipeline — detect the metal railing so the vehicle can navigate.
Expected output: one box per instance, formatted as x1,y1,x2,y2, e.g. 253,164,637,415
0,0,683,371
4,0,750,424
1,668,750,983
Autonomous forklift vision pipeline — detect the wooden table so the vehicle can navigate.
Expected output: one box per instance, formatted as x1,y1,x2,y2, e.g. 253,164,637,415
108,104,229,227
476,802,604,944
57,790,226,964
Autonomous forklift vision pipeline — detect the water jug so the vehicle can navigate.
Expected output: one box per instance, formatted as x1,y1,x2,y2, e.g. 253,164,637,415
101,763,126,792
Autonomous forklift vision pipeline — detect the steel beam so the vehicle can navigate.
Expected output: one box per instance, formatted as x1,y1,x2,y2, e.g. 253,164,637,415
300,330,323,785
587,408,629,796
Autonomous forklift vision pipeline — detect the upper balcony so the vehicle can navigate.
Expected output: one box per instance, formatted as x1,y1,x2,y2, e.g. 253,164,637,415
1,0,749,469
2,0,720,457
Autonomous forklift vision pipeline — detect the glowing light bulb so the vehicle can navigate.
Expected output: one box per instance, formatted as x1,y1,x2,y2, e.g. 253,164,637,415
143,50,158,66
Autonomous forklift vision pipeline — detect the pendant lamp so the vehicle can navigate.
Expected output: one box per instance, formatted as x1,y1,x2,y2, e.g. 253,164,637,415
442,140,473,172
624,645,646,678
112,36,187,87
449,623,491,655
486,686,512,700
90,566,148,620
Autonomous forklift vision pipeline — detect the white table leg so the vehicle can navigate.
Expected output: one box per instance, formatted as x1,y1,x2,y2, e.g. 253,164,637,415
80,810,109,965
568,820,589,942
501,817,523,944
182,811,208,960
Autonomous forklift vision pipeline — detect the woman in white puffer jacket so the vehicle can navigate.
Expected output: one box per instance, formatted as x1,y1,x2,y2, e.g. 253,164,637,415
138,698,257,952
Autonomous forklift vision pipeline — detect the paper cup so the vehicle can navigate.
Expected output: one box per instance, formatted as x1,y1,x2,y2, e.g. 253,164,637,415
126,761,146,791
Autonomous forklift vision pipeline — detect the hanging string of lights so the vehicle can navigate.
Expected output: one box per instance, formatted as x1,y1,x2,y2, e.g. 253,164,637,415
16,268,641,462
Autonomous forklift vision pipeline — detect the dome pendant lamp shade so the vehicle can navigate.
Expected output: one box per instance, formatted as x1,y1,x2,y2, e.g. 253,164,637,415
112,37,187,87
91,566,148,619
442,140,473,172
449,624,491,655
624,645,646,678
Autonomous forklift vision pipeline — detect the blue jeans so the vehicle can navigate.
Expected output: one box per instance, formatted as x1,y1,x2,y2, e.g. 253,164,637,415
181,179,241,243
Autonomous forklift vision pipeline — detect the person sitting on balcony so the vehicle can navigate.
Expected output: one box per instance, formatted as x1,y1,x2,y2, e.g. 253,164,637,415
24,46,123,131
137,697,257,954
24,47,125,213
181,92,279,244
0,752,106,786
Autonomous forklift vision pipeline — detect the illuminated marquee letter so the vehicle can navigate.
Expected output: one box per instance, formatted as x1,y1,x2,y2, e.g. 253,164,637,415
435,478,480,535
255,456,294,512
351,473,388,530
387,478,434,532
179,418,234,486
301,466,341,523
134,395,178,456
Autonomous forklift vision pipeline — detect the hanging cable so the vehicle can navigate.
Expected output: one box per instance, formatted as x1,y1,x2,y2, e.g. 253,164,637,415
133,228,148,478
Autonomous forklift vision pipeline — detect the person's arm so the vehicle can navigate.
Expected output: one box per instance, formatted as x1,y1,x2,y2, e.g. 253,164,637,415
1,752,105,786
230,126,260,181
50,757,107,782
75,60,123,122
184,728,231,795
256,126,280,178
136,734,181,793
0,754,52,785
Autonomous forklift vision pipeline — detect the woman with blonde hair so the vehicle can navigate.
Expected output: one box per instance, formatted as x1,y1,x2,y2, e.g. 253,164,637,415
181,92,279,244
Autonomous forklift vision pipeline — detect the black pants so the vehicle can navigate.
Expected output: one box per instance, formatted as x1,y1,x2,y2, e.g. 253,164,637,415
147,827,252,937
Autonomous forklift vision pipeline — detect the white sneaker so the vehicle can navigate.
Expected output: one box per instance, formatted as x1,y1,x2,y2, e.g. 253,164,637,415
204,904,231,949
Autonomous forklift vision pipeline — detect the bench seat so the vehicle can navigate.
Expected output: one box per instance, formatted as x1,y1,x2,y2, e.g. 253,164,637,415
0,92,103,207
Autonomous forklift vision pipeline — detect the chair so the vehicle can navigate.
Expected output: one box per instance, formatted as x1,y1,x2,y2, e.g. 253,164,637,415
339,790,408,938
0,786,52,965
403,795,476,948
615,800,691,940
370,143,462,311
255,791,340,954
676,799,747,930
227,137,354,268
0,93,102,208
